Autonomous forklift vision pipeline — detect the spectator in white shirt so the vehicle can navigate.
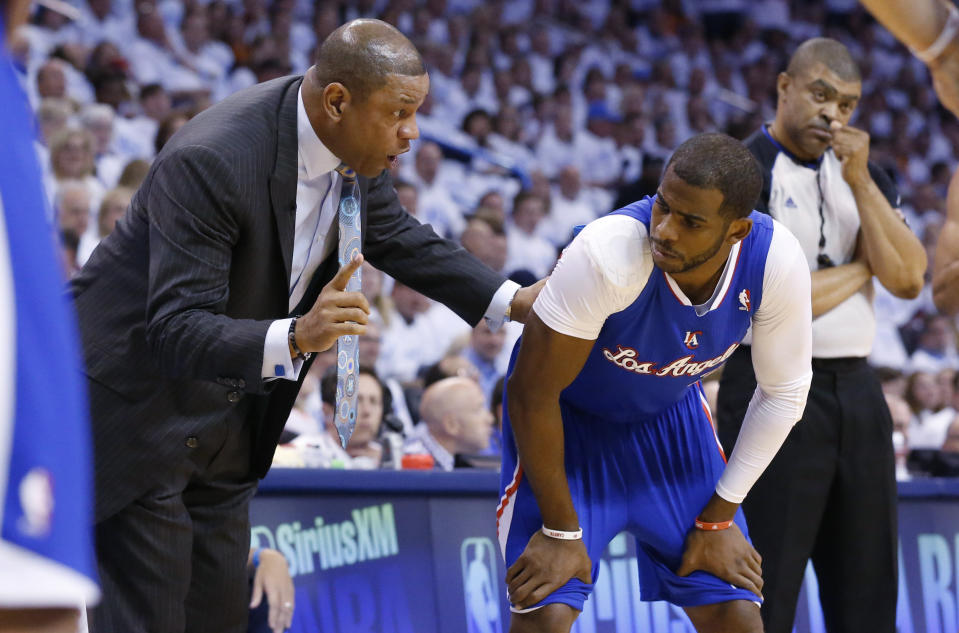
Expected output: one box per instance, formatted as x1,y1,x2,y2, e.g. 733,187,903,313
394,179,420,220
686,94,718,136
171,9,234,85
409,141,466,238
488,107,536,171
266,4,310,74
644,114,679,161
538,165,597,247
20,5,71,62
461,320,506,405
379,282,471,384
535,102,613,184
905,370,955,449
55,179,93,244
526,26,555,95
505,191,556,278
437,63,497,126
461,214,507,274
615,113,646,187
910,314,959,372
80,103,126,189
45,127,105,214
78,186,132,265
114,83,170,159
126,5,205,94
34,96,72,153
378,282,432,382
35,57,67,101
153,110,190,155
318,367,393,469
61,0,134,48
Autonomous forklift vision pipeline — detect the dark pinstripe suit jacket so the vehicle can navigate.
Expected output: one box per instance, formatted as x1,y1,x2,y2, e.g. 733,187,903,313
70,75,504,521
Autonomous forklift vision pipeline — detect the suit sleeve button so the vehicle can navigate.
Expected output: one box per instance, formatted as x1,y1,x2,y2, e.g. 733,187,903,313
227,391,241,403
185,436,199,449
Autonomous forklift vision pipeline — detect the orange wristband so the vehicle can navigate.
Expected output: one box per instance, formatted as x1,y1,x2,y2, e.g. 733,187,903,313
694,517,734,531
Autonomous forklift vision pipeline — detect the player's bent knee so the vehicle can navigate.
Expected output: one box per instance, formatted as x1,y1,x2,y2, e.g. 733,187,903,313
509,603,579,633
684,599,763,633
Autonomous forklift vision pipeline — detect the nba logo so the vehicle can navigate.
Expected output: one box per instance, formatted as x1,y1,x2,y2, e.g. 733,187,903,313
738,289,751,312
461,537,502,633
684,331,702,350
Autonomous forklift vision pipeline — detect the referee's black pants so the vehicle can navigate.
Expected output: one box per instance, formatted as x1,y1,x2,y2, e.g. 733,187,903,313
717,347,897,633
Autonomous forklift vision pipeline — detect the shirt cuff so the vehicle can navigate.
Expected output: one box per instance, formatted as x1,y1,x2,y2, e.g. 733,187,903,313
483,280,521,331
262,318,304,381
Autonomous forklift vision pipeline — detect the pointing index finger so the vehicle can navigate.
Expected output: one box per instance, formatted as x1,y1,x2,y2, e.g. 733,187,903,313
330,254,364,291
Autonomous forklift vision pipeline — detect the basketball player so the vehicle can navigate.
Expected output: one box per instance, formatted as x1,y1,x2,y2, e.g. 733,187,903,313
496,133,813,633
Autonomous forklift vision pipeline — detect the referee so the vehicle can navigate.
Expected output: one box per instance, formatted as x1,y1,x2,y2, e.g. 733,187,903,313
716,38,926,633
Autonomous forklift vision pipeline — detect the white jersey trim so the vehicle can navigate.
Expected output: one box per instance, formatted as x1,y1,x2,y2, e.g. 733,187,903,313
496,462,522,560
0,193,16,529
0,540,100,607
662,240,742,314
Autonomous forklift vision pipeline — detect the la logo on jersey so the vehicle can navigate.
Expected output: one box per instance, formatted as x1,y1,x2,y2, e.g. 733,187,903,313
738,289,751,312
684,331,702,349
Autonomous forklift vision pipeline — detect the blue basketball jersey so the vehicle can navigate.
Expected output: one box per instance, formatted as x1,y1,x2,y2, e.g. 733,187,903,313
561,196,775,421
0,24,99,603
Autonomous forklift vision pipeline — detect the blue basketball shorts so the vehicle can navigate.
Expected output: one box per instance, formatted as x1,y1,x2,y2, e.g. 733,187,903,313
496,381,760,612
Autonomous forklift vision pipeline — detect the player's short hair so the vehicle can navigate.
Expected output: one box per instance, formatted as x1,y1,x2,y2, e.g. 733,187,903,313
665,133,762,220
314,19,425,102
786,37,860,83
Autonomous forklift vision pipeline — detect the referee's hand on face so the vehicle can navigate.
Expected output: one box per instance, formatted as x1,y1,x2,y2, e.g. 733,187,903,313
292,255,370,355
829,121,871,186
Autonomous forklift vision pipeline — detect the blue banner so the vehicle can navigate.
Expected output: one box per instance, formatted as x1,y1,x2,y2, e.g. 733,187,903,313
251,471,959,633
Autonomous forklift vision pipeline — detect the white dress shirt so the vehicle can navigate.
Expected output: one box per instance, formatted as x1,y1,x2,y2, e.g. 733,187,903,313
263,87,519,383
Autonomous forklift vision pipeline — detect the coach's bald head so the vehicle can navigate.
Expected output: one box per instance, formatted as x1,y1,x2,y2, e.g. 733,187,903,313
312,19,426,101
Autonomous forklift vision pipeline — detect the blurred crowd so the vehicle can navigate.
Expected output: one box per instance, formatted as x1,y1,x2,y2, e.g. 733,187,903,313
13,0,959,475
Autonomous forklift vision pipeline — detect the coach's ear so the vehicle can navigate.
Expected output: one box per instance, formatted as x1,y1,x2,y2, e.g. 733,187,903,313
323,82,350,121
726,217,752,245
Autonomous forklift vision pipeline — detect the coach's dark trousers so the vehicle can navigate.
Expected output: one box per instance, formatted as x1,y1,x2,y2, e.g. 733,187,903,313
88,402,258,633
717,347,898,633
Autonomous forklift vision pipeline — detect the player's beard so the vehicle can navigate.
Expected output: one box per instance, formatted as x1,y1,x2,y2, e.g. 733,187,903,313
650,230,727,274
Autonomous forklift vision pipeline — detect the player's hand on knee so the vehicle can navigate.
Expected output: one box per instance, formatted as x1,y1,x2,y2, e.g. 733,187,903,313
296,255,370,353
505,530,592,610
676,523,763,599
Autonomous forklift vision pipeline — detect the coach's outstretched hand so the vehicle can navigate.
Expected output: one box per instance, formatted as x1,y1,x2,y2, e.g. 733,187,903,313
293,254,370,355
506,530,592,609
677,523,763,598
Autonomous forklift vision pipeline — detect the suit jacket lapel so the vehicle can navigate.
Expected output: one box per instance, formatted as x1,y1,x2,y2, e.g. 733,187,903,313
269,76,303,283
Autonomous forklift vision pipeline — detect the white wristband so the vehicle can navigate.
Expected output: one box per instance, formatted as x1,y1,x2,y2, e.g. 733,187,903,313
541,525,583,540
912,5,959,64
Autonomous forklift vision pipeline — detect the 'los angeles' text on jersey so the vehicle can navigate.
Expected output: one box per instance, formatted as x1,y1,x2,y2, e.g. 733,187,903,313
557,197,775,422
602,342,740,378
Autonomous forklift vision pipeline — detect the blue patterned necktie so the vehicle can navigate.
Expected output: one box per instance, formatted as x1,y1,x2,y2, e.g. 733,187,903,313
334,163,361,448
